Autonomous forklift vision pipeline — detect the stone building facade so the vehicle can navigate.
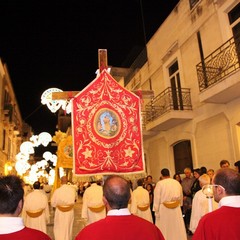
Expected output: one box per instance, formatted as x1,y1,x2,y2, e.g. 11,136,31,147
120,0,240,180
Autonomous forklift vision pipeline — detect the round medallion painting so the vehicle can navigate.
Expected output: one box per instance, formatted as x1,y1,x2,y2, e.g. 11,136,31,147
63,145,73,158
94,108,121,138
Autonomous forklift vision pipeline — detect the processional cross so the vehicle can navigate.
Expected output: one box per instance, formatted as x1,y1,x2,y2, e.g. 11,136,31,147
46,49,153,176
50,49,154,101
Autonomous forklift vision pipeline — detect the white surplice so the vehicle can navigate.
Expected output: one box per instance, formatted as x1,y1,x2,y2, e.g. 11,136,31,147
51,184,76,240
189,188,218,233
130,186,153,223
154,178,187,240
22,189,49,233
81,183,106,226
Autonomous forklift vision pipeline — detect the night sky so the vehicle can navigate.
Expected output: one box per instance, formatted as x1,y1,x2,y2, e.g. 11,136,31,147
0,0,179,136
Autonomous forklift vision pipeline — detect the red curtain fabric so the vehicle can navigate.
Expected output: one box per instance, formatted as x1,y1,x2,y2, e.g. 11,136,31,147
72,70,144,175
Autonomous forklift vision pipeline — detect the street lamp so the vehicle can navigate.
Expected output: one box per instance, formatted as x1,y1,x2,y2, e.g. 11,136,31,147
41,88,71,113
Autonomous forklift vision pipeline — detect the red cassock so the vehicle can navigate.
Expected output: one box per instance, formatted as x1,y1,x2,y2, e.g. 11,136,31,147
0,227,51,240
72,70,144,175
75,215,165,240
193,206,240,240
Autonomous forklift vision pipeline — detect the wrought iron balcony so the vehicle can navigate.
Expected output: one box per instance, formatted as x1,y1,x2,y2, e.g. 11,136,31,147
142,87,192,131
197,36,240,92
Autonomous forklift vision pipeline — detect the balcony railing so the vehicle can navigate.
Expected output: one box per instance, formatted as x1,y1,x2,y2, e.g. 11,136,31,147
197,36,240,92
143,87,192,124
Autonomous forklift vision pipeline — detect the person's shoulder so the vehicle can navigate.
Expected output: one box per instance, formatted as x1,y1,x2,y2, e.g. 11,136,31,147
93,184,102,189
169,178,179,183
36,189,49,196
84,217,106,229
198,207,222,223
142,187,149,193
22,227,52,239
131,215,163,236
63,184,76,191
163,178,180,186
134,186,145,191
129,215,165,239
131,214,155,226
75,218,106,238
172,178,183,187
196,206,240,236
194,188,205,197
155,180,162,186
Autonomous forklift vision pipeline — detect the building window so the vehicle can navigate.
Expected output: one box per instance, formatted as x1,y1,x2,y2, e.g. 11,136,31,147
2,130,6,151
4,89,11,105
189,0,200,9
8,138,11,160
169,60,183,110
228,3,240,37
228,3,240,25
228,3,240,60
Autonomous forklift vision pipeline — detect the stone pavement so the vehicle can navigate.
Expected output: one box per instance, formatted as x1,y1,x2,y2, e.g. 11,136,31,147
47,197,192,240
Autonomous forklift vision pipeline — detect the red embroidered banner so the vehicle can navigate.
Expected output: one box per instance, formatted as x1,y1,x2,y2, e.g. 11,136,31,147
72,70,144,176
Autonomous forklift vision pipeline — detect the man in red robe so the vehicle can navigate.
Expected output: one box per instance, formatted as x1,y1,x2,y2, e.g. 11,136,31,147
0,175,51,240
193,168,240,240
75,175,165,240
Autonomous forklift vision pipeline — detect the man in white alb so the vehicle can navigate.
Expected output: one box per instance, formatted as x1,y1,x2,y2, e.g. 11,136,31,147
51,176,76,240
81,180,106,226
131,178,153,223
154,168,187,240
22,181,49,234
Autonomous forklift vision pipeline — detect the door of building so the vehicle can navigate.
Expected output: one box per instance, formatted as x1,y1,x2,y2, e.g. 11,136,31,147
173,140,193,173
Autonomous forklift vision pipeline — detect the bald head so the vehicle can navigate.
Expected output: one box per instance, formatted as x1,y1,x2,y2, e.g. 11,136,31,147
103,175,131,209
213,168,240,195
199,174,210,187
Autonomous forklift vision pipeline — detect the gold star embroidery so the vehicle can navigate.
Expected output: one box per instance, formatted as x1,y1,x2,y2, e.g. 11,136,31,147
82,148,93,159
124,147,135,157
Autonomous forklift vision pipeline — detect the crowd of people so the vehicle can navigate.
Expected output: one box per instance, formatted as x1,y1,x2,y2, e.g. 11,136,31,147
1,159,240,240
